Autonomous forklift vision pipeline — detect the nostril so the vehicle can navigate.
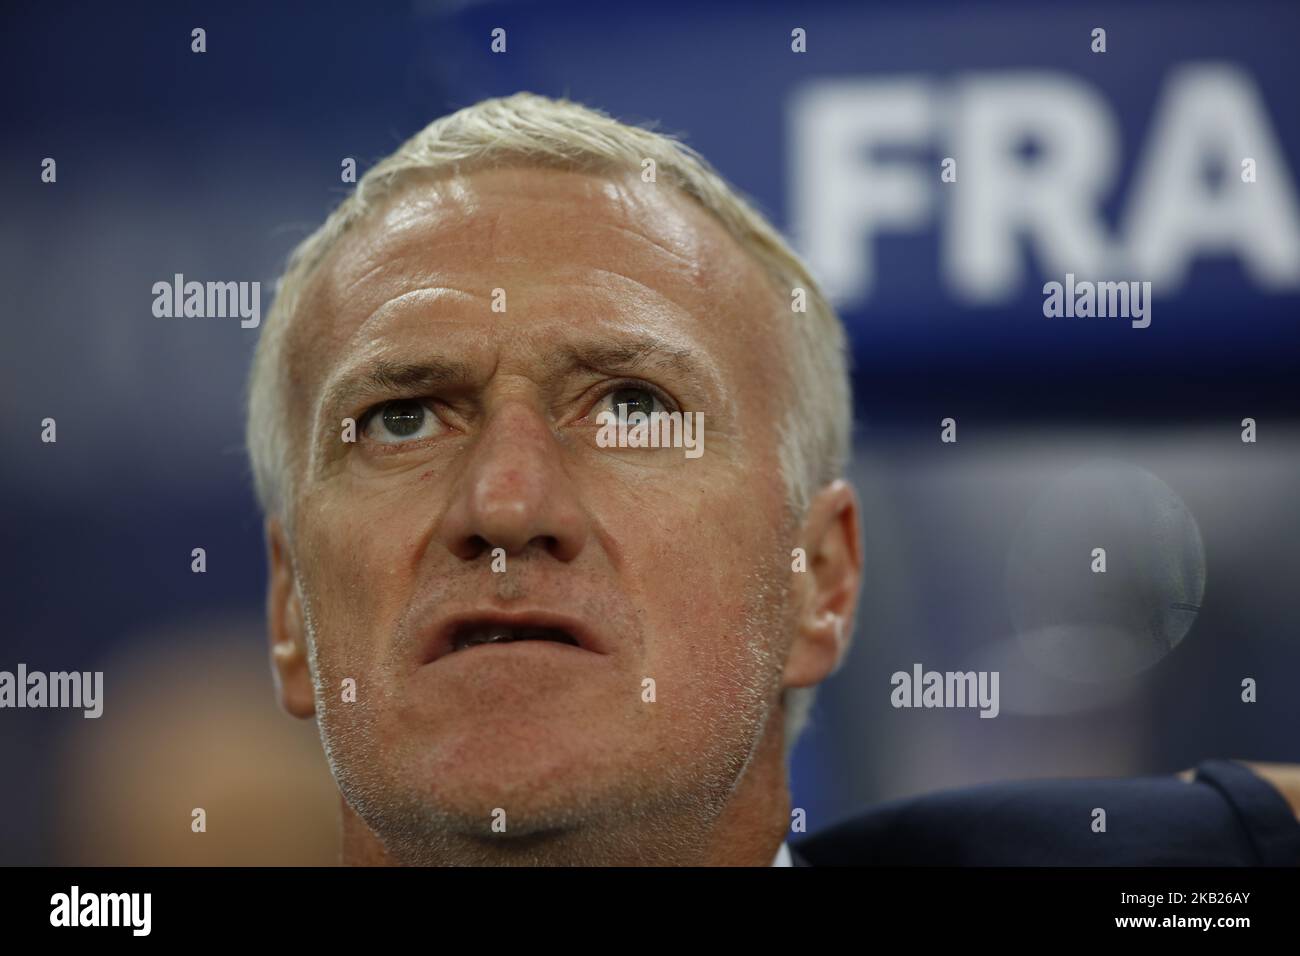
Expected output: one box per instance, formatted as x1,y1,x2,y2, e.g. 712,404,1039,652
456,534,563,563
455,534,491,561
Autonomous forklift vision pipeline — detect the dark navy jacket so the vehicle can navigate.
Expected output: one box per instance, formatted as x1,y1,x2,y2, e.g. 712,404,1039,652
791,760,1300,866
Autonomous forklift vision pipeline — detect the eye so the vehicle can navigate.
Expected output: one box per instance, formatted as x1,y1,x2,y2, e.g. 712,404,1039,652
591,385,671,419
362,399,445,444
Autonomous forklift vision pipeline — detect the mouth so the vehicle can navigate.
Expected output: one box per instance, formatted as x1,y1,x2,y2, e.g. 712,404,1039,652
422,611,604,666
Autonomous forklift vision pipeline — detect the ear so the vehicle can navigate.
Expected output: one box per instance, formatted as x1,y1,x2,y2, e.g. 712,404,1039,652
266,517,316,718
783,479,863,690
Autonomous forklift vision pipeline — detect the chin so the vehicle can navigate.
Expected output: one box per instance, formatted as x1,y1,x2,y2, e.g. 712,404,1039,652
396,721,627,809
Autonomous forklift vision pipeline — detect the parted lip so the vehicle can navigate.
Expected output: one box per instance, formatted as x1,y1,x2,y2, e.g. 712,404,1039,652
420,608,609,666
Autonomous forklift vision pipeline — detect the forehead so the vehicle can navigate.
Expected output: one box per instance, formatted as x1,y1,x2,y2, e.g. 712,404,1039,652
286,165,785,403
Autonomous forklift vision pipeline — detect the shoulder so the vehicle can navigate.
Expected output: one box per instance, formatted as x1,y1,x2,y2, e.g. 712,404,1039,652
792,760,1300,866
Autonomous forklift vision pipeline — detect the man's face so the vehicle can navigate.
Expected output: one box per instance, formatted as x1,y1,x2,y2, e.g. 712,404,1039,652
278,166,803,859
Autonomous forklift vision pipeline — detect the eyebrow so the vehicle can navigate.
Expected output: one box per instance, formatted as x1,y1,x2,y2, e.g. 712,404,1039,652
552,337,702,380
319,334,711,424
321,357,478,421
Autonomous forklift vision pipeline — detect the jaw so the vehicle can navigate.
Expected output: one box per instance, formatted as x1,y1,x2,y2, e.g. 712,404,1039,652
334,697,793,867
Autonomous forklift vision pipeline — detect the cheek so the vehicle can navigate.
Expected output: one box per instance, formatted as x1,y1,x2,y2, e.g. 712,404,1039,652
296,495,424,675
617,480,787,694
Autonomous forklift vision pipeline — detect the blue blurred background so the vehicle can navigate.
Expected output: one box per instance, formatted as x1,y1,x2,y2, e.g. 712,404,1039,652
1,0,1297,863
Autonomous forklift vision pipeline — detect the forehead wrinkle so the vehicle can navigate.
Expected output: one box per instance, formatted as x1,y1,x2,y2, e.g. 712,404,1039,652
320,288,489,388
351,286,489,340
312,169,750,350
286,280,481,422
585,206,709,279
571,264,705,319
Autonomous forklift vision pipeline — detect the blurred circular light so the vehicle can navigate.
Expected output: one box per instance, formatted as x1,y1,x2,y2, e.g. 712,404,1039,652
1006,460,1205,682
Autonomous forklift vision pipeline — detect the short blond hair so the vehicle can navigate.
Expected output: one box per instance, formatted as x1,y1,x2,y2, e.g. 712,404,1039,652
245,92,851,755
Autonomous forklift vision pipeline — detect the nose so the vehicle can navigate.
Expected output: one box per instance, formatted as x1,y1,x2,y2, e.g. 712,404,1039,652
436,400,590,563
